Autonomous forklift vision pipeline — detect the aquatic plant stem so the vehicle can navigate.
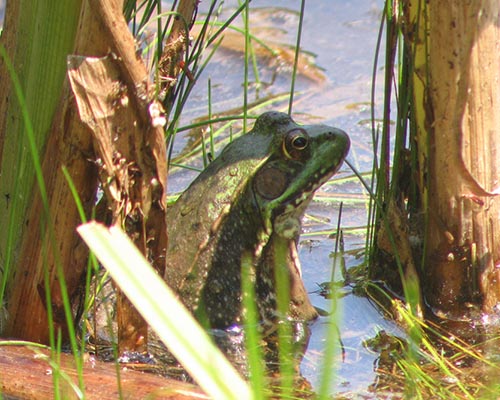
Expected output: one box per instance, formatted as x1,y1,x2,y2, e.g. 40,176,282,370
78,222,253,400
241,252,267,399
243,0,251,132
274,239,294,397
288,0,306,115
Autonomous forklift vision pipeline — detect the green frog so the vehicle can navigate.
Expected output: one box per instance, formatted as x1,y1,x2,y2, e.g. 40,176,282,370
165,111,349,329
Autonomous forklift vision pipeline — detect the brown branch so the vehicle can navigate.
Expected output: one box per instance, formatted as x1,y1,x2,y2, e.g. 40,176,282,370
86,0,169,208
0,344,206,399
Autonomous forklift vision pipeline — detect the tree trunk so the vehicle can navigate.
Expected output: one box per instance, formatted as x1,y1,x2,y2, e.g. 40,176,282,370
1,0,172,350
1,0,199,351
404,0,500,318
0,0,90,342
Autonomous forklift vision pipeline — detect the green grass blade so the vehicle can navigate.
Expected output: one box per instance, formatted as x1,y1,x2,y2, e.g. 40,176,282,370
318,205,343,399
241,252,267,399
77,222,254,400
243,0,251,132
288,0,306,115
273,239,294,396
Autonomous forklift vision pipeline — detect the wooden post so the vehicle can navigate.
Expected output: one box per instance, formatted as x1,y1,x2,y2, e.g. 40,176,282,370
404,0,500,317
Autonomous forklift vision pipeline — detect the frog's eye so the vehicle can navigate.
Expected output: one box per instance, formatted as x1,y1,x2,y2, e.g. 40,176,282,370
292,135,307,149
283,128,309,160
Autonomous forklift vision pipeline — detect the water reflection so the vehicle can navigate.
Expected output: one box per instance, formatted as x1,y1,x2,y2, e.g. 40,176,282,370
175,0,390,395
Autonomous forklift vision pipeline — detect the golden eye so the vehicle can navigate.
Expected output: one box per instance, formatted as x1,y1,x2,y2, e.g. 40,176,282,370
283,128,309,159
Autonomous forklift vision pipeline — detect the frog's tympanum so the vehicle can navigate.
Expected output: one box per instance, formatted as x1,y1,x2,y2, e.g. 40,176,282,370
165,111,350,329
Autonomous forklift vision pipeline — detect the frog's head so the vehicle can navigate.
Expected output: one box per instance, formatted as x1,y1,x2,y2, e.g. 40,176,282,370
246,112,349,323
250,111,350,239
166,111,349,329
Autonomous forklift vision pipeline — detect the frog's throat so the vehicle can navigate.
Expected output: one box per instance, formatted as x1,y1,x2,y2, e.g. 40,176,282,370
271,157,344,218
260,200,307,240
289,238,302,277
287,239,319,321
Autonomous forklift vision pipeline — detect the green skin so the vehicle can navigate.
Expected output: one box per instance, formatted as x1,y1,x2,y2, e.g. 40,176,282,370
165,111,350,329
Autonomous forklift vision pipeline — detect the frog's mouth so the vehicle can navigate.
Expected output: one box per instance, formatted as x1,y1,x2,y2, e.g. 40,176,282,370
275,157,347,222
268,159,345,243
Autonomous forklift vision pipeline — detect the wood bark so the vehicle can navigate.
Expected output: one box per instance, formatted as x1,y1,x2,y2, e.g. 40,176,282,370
3,1,97,342
404,0,500,318
77,0,171,354
0,345,206,399
77,0,198,352
4,0,193,351
0,0,84,326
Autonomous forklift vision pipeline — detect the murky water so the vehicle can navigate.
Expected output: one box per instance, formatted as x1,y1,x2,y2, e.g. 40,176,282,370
170,0,402,396
0,0,401,396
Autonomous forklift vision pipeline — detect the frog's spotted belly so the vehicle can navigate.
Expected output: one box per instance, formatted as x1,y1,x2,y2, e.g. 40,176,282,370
166,111,350,330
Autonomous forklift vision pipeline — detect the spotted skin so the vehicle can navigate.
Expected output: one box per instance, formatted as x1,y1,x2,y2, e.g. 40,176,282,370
165,111,350,329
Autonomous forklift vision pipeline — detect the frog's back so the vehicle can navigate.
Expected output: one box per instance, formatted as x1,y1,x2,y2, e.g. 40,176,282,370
164,111,349,327
165,131,271,300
